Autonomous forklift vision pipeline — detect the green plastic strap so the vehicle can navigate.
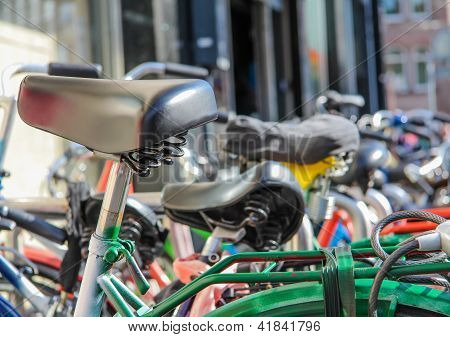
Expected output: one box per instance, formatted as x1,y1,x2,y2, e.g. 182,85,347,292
320,249,340,317
336,246,356,317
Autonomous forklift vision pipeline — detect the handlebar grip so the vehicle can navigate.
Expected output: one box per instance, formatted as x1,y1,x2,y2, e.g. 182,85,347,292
48,62,101,79
0,206,67,244
164,62,209,79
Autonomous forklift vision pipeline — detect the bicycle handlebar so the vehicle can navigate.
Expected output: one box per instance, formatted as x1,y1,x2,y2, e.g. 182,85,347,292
123,62,209,80
2,61,208,93
48,62,101,78
323,90,365,108
1,62,102,96
336,94,365,108
164,62,209,78
0,206,67,244
1,64,47,96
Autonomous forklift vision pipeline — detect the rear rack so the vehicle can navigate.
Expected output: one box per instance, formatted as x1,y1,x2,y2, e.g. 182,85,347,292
136,247,450,317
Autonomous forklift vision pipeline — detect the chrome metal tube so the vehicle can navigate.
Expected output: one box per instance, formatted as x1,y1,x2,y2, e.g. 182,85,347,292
74,161,132,317
1,63,48,96
365,188,393,220
123,62,165,80
168,220,195,259
331,191,372,241
295,215,315,251
95,162,132,238
0,197,68,216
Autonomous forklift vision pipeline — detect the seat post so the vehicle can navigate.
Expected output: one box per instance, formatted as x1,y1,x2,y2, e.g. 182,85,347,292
74,160,132,317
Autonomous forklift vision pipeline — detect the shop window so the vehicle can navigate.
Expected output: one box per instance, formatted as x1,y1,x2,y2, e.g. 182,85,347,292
410,0,430,18
0,0,92,62
300,0,329,104
414,47,429,91
380,0,404,20
385,48,408,92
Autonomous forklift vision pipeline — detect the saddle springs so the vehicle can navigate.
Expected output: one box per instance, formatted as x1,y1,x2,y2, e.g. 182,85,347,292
200,190,291,251
123,131,189,177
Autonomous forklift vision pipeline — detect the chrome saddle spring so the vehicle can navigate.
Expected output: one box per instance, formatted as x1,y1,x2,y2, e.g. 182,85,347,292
244,192,283,251
244,197,270,226
258,217,286,251
120,218,154,264
123,131,188,177
120,217,143,242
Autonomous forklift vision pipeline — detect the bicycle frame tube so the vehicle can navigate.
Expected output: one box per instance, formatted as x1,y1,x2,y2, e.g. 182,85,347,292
331,191,371,241
0,254,50,313
364,188,392,220
74,161,132,316
0,97,15,173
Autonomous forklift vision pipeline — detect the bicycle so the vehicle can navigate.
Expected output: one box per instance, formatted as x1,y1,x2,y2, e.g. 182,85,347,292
16,72,450,317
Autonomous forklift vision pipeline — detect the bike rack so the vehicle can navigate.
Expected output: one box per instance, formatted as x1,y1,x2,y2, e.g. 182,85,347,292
97,246,450,317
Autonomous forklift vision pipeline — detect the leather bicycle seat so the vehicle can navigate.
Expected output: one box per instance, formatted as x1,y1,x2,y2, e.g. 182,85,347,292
162,161,305,249
18,75,217,154
225,114,359,164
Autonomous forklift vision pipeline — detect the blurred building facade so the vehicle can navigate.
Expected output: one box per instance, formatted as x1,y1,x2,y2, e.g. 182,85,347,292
0,0,93,197
0,0,388,196
0,0,448,197
0,0,122,197
118,0,385,119
380,0,450,112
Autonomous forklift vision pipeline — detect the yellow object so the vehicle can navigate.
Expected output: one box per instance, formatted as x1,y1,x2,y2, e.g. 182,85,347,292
282,157,335,189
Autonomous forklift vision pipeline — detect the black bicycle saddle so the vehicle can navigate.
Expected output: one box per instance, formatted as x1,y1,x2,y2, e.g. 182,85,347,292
162,161,305,250
224,114,359,164
18,75,217,154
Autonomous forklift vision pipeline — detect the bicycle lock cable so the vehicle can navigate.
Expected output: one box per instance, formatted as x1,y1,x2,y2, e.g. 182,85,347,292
369,210,450,316
368,240,420,317
371,210,447,265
